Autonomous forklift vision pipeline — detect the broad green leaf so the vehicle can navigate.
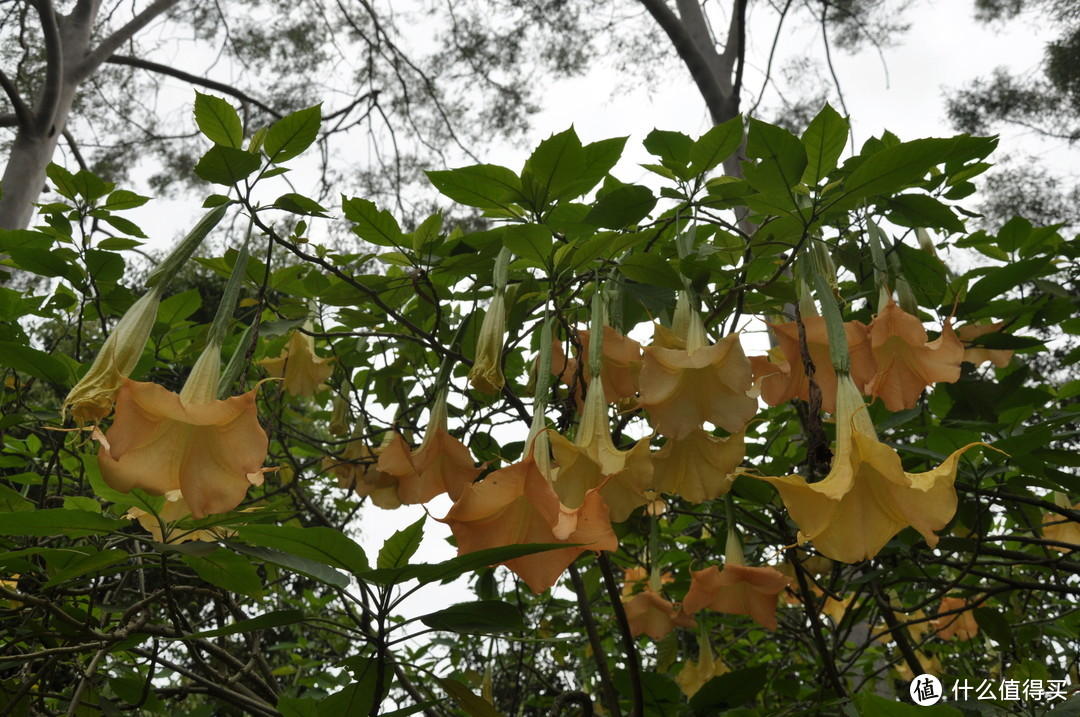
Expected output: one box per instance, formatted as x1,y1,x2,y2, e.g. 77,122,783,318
965,258,1051,306
690,116,744,175
894,243,949,308
420,600,525,634
564,135,627,201
743,118,807,193
0,508,126,536
277,696,319,717
644,129,693,174
194,92,244,148
973,606,1013,645
100,214,148,238
265,104,322,163
377,515,425,570
6,247,83,283
583,184,657,229
0,341,75,386
101,189,150,211
342,196,403,247
320,658,384,717
71,170,111,201
841,137,956,201
438,678,504,717
42,549,128,588
521,127,586,207
182,548,264,597
359,543,568,587
801,103,848,184
425,165,524,209
619,253,682,290
157,288,203,325
885,193,965,233
273,193,329,217
689,665,768,712
186,609,305,639
227,542,350,589
0,485,33,512
46,163,78,200
95,237,141,251
236,524,369,575
503,223,553,266
194,145,262,186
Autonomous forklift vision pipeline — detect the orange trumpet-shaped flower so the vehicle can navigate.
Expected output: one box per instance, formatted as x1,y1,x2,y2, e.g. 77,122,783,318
1040,494,1080,553
932,596,979,641
97,363,269,519
956,322,1014,368
639,310,756,440
258,328,334,398
680,563,791,631
126,489,239,543
865,300,963,411
442,452,617,593
551,326,642,406
757,373,985,563
323,429,402,510
62,285,163,425
676,634,729,698
548,379,653,522
756,317,876,414
623,588,696,640
652,428,744,504
377,393,480,504
621,566,674,596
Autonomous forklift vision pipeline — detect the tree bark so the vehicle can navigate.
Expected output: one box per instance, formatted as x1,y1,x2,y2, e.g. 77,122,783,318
0,0,179,231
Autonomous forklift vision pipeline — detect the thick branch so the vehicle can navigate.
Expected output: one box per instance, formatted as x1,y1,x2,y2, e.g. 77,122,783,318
105,55,283,118
77,0,180,80
29,0,63,133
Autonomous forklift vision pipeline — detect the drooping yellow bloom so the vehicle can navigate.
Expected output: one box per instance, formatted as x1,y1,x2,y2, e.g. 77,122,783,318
676,633,729,698
932,596,979,641
755,317,876,414
638,309,756,440
97,346,270,519
468,292,507,394
442,452,617,593
957,322,1014,368
865,300,963,411
548,379,653,522
680,563,791,631
757,373,985,563
62,285,164,424
126,489,240,543
1041,495,1080,553
378,392,480,504
258,328,334,398
622,588,696,640
322,427,401,510
621,566,674,596
551,326,642,407
651,428,744,504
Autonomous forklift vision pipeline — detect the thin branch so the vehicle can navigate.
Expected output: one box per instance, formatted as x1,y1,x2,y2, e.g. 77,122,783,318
63,128,88,171
749,0,794,118
597,553,643,717
76,0,180,80
105,54,283,118
0,68,33,130
568,562,622,717
819,1,849,119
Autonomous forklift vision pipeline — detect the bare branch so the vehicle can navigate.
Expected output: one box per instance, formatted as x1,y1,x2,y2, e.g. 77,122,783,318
76,0,180,81
104,54,283,118
28,0,62,134
0,68,33,131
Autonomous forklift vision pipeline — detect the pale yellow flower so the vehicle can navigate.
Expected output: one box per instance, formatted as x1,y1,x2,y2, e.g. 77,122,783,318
258,329,334,398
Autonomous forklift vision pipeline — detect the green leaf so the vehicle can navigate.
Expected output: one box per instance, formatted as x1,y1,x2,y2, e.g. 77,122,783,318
801,103,848,184
42,549,128,588
194,92,244,148
96,237,142,251
743,118,807,193
47,164,78,200
425,165,524,210
272,193,329,217
101,189,150,211
194,145,262,186
377,515,425,570
438,678,505,717
71,170,111,201
566,136,626,200
965,258,1051,306
690,116,744,175
182,548,264,597
277,696,319,717
235,524,369,575
421,601,524,634
0,509,127,536
226,542,349,589
521,127,586,207
157,288,202,324
359,543,568,587
644,129,693,174
503,223,553,266
583,184,657,229
0,341,75,386
841,137,956,201
100,214,148,238
6,247,82,283
342,196,403,247
265,104,322,163
619,253,682,290
894,243,949,308
186,609,304,639
320,658,385,717
689,666,768,713
973,606,1013,645
885,194,965,233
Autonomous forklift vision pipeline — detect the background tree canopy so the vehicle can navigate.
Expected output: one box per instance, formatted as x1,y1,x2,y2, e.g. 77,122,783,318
1,2,1079,716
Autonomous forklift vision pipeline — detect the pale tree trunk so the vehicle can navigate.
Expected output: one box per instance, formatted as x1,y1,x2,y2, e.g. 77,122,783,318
0,0,179,231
